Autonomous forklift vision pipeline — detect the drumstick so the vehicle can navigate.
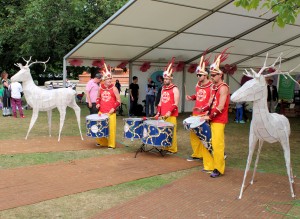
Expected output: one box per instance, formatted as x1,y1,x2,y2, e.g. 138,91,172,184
142,116,167,121
184,83,188,96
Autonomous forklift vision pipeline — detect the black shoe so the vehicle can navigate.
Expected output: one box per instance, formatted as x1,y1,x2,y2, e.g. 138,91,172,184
186,156,201,161
210,169,221,178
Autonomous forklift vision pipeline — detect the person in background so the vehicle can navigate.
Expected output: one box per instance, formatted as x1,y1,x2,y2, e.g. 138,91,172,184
66,78,71,88
201,50,230,178
155,75,164,108
185,54,212,163
129,76,139,116
235,102,245,123
66,78,75,90
86,73,102,114
96,63,121,149
1,71,12,116
145,78,156,117
48,82,53,90
0,84,3,109
115,79,121,93
77,92,85,103
155,58,179,154
266,77,278,113
10,81,25,118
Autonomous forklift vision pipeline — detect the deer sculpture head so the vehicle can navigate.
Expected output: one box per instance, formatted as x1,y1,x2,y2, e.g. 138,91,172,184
231,53,299,103
11,57,50,83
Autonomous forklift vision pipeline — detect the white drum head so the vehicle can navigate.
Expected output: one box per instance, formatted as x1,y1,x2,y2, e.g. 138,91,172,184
123,117,143,121
86,114,109,121
184,116,205,128
144,120,173,127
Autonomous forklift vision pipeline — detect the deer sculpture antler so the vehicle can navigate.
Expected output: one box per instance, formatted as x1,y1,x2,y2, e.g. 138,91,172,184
14,63,24,69
21,57,50,72
261,53,300,86
243,53,287,79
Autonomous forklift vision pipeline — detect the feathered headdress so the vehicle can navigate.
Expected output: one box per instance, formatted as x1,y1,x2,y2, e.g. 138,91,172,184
101,58,112,80
196,49,211,75
210,48,230,74
163,57,175,79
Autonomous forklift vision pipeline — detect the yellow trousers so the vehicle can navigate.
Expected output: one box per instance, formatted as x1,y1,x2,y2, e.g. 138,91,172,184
202,123,226,174
165,116,177,153
96,113,116,148
190,131,203,159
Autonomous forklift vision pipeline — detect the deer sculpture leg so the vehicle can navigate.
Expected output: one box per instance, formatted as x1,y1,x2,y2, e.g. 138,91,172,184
250,139,263,184
57,107,67,142
280,134,295,198
47,110,52,137
69,100,84,140
239,132,258,199
25,109,39,140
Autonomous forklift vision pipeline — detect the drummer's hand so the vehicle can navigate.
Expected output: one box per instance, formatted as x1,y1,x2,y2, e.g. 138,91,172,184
186,95,192,101
165,111,171,118
193,107,203,113
108,108,115,114
202,115,210,121
154,114,160,120
96,104,100,109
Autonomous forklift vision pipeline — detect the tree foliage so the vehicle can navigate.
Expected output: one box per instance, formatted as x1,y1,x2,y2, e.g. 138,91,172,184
234,0,300,27
0,0,127,82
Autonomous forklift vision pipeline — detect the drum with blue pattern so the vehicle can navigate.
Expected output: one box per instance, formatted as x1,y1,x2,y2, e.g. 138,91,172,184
142,120,174,147
123,118,143,139
86,114,109,138
183,116,213,154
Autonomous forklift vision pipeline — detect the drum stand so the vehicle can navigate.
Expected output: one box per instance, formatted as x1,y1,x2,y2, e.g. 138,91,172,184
134,143,167,158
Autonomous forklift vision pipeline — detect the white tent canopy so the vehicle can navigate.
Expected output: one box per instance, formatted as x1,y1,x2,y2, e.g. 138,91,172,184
64,0,300,112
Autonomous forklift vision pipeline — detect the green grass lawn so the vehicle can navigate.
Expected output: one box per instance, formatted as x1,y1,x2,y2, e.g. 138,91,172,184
1,103,300,218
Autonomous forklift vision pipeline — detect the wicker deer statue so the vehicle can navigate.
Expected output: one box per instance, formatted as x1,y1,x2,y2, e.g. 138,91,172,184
231,54,299,199
11,57,83,141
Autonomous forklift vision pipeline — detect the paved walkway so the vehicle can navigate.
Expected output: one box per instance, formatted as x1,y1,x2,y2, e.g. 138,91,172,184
93,168,299,218
0,153,198,210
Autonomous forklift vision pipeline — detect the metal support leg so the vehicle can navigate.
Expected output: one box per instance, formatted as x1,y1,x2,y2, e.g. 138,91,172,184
134,143,146,158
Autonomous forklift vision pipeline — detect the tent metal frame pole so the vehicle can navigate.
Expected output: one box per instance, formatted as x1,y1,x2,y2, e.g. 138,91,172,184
129,0,233,62
181,66,187,113
63,59,67,88
233,33,300,65
186,16,277,64
128,62,133,116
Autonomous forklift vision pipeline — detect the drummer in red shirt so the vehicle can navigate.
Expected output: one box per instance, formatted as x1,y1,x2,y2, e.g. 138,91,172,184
96,62,121,149
155,58,180,154
201,50,230,178
185,54,212,165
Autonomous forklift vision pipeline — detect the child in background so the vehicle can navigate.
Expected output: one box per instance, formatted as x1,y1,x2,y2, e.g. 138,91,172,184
77,92,85,103
235,102,245,123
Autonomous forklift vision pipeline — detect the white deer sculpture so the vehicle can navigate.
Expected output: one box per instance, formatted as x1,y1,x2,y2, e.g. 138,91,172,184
11,57,83,142
231,53,299,199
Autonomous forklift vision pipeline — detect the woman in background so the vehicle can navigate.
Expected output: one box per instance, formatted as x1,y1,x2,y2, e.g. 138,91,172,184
1,71,12,116
115,79,121,93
